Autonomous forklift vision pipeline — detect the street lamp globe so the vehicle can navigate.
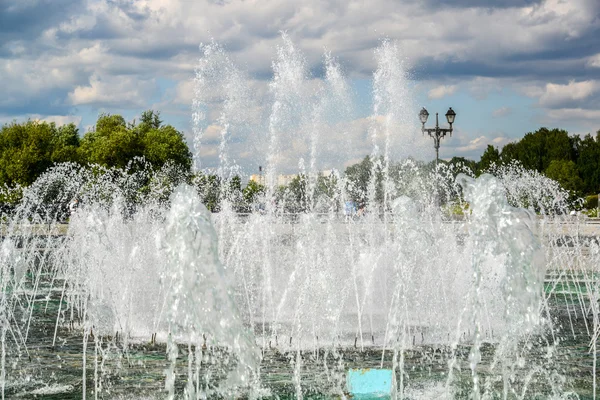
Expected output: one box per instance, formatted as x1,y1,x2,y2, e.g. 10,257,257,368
419,107,429,125
445,107,456,125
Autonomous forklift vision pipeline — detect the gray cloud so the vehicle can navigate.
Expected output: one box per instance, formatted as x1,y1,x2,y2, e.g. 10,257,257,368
418,0,544,9
0,0,83,40
0,0,599,167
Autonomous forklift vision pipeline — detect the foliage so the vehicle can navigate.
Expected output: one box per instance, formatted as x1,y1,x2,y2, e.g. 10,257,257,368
80,111,191,171
478,145,500,174
242,179,265,211
584,194,598,210
575,132,600,195
0,120,78,187
544,160,583,194
497,128,600,197
192,173,222,212
345,155,384,205
0,111,192,193
79,114,139,168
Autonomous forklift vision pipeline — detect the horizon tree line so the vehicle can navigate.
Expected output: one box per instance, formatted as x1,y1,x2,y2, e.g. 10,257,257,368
1,112,598,213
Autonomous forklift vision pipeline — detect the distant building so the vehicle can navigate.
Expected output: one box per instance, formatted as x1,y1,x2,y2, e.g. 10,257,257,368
249,174,265,186
277,174,297,186
249,169,338,187
320,169,339,179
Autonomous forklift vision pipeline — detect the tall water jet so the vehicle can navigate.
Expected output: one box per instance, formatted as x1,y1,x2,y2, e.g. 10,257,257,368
1,34,599,399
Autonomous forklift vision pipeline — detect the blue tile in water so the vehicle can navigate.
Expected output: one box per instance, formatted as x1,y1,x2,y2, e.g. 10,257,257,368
347,368,394,399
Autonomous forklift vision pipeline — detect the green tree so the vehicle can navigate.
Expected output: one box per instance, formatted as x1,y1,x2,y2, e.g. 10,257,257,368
478,145,500,174
345,156,384,204
51,123,80,163
544,159,583,194
501,128,573,173
575,132,600,194
289,175,309,212
0,120,79,187
80,111,192,171
141,125,192,171
193,173,221,212
516,130,545,171
139,110,163,131
79,114,142,168
314,173,339,210
243,179,265,210
543,128,573,168
500,142,518,165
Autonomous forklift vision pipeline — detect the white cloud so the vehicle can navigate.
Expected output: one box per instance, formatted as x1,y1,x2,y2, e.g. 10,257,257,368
518,84,545,98
38,115,83,126
546,108,600,120
539,80,600,108
0,114,82,128
2,0,600,171
68,75,156,107
492,106,512,117
174,80,194,105
455,135,489,153
587,53,600,68
439,129,511,160
428,85,457,100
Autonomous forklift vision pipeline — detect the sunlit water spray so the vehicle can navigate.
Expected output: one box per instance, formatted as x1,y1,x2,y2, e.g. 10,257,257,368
0,34,598,399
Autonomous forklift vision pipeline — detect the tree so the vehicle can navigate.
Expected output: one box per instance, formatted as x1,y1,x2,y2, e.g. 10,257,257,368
478,145,500,174
500,128,574,173
79,114,142,168
345,156,384,205
500,142,519,165
242,179,265,210
286,174,308,212
80,111,192,172
313,173,339,211
575,132,600,194
543,128,573,168
544,160,583,194
139,110,162,131
51,123,80,163
516,130,545,171
0,120,78,187
141,125,192,171
193,173,221,212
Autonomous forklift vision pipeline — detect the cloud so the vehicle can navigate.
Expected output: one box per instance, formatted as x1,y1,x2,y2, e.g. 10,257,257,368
455,135,490,153
546,108,600,120
37,115,83,127
68,75,157,108
589,53,600,68
0,113,82,128
492,106,512,117
173,80,195,105
0,0,83,40
437,128,512,160
1,0,600,171
201,125,223,144
538,80,600,108
428,85,457,99
518,84,545,98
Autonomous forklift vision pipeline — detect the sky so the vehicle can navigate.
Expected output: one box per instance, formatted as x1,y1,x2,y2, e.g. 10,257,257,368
1,0,599,176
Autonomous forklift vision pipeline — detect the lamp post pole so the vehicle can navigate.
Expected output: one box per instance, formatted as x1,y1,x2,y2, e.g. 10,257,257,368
419,107,456,169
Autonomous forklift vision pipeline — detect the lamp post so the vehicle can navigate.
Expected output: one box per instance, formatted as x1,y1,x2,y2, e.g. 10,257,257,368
419,107,456,168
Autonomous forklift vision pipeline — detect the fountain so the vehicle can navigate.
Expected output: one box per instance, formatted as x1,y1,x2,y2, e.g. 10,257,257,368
0,36,598,399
